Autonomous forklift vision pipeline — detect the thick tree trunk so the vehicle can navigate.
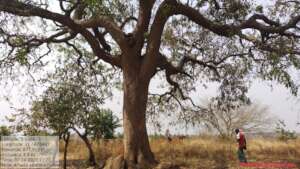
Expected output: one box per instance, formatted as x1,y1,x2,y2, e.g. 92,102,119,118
81,135,96,166
122,70,157,169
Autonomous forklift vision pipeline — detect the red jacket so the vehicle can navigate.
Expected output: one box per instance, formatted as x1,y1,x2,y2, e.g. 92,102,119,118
237,132,247,149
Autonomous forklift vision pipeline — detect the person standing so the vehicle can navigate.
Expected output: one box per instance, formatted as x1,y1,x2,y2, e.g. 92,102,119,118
165,129,172,142
235,128,247,162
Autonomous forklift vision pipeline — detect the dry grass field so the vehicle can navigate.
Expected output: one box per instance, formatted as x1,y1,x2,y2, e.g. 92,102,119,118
60,136,300,169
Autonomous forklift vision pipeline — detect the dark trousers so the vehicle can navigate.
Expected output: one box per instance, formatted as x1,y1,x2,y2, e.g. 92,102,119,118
238,147,247,162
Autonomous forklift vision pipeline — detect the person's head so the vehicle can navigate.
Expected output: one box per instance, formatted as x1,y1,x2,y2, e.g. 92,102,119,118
235,128,239,134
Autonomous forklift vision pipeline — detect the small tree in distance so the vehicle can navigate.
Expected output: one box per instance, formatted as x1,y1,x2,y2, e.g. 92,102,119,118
0,125,12,136
190,100,277,138
276,120,297,141
8,66,120,167
88,109,121,140
31,81,119,166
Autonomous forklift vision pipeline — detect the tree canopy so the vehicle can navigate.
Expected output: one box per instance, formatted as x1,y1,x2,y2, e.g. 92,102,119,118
1,0,300,168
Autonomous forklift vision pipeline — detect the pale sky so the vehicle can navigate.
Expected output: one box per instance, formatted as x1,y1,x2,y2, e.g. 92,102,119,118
2,77,299,134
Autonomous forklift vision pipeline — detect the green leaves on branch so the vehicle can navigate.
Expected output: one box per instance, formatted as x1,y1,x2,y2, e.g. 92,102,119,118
259,49,300,96
84,0,130,21
10,36,25,46
89,109,120,139
270,68,297,95
255,5,264,13
85,0,103,6
16,48,29,65
0,126,12,136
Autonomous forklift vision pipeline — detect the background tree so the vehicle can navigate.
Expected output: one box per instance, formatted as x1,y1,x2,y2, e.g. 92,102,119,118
1,0,300,168
61,131,71,169
9,83,119,167
8,100,73,169
32,94,75,168
33,82,117,166
0,125,11,136
45,62,117,166
89,109,121,140
275,120,298,141
7,107,51,136
198,100,276,138
8,61,119,167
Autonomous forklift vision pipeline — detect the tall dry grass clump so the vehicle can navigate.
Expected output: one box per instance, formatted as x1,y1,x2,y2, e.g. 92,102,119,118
248,138,300,161
61,136,300,168
150,136,236,168
60,137,124,162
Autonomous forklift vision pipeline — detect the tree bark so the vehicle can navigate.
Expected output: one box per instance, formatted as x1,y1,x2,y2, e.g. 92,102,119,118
122,67,157,169
63,133,70,169
81,135,96,166
72,128,97,166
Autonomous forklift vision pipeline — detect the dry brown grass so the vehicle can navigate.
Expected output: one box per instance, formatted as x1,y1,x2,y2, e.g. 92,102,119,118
60,136,300,169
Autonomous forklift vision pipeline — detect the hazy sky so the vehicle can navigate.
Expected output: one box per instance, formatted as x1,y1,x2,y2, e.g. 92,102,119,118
1,77,299,134
0,0,300,134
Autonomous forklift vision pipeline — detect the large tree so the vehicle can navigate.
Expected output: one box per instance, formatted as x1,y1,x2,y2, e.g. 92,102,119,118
1,0,300,168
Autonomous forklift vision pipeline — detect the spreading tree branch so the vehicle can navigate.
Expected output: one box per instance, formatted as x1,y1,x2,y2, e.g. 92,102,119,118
142,0,300,80
74,16,126,48
0,0,121,67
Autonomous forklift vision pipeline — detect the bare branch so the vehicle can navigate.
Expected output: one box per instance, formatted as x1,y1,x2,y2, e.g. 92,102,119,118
157,52,224,80
133,0,155,49
74,16,126,48
157,53,192,79
59,0,81,16
0,0,122,67
142,0,300,79
121,16,138,30
93,28,111,52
